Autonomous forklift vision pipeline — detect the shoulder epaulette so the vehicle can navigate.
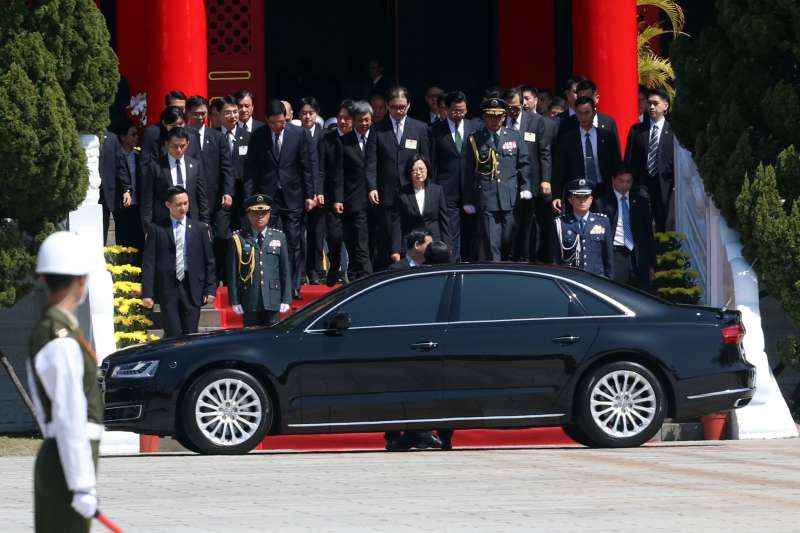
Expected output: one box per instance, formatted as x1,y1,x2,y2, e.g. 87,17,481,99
594,212,608,218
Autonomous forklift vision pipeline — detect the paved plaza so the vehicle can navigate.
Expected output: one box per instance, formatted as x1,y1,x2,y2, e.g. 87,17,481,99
1,439,799,532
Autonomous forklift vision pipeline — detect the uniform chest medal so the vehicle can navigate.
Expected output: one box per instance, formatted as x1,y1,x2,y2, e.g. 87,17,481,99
269,239,282,248
590,225,606,235
502,141,517,151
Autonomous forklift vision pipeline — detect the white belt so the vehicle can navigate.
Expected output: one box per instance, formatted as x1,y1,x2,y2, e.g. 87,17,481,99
44,421,104,441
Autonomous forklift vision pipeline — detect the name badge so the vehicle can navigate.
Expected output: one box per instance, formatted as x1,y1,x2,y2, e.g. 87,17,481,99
524,132,536,142
238,145,248,156
404,139,418,150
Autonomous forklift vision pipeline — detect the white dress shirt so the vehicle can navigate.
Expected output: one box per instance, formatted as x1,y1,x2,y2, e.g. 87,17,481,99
197,124,205,151
447,118,464,146
650,116,665,144
239,117,255,132
357,129,370,152
613,189,633,249
506,115,522,131
172,215,188,271
414,186,426,214
168,155,186,186
26,308,100,493
391,117,405,142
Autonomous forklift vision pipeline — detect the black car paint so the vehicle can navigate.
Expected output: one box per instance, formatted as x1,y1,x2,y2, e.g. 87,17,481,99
102,264,755,437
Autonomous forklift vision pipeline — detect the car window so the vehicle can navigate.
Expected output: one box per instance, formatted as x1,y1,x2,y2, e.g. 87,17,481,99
569,284,624,316
459,273,570,321
338,274,448,328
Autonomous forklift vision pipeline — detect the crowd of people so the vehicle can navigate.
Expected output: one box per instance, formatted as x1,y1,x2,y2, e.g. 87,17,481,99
99,70,676,339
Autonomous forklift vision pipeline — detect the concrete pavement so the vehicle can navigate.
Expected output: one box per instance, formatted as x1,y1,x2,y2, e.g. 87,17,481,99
2,439,799,532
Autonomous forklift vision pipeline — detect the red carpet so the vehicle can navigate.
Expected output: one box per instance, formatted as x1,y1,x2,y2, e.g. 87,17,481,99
209,284,576,451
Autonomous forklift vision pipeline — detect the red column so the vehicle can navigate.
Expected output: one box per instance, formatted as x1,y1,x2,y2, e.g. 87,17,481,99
497,0,556,92
144,0,208,124
572,0,639,140
116,1,148,97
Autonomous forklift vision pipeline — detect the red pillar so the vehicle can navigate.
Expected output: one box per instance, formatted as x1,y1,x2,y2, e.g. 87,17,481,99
116,1,148,97
497,0,556,92
572,0,639,140
145,0,208,124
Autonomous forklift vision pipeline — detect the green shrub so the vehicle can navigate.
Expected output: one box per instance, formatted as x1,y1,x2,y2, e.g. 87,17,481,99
653,232,702,305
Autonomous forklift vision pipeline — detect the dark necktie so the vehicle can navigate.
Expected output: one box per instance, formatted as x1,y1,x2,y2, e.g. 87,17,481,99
621,195,634,250
578,217,586,233
584,132,598,184
454,127,462,153
242,122,249,133
175,159,184,186
273,132,281,159
257,232,264,248
492,132,500,149
647,124,659,176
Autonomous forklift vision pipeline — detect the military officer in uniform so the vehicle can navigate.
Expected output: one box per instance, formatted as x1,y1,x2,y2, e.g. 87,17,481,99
551,179,614,278
228,194,292,326
28,231,103,532
463,97,532,261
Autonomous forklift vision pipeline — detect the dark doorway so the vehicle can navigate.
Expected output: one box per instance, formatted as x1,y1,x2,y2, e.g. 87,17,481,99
264,0,497,118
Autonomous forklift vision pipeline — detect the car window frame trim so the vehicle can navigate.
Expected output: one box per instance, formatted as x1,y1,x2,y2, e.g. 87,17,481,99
304,268,635,333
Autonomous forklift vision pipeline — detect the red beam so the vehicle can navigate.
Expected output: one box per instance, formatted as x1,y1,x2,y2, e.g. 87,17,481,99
497,0,556,91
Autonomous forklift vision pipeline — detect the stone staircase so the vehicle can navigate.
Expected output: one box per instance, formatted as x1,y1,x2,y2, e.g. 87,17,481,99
146,303,222,338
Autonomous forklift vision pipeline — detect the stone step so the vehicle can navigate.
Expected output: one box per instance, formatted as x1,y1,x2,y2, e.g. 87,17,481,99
148,304,221,329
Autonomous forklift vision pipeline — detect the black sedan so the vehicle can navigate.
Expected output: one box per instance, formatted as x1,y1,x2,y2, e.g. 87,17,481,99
102,264,755,454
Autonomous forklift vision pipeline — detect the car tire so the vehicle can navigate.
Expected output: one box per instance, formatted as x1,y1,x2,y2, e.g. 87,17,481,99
562,423,593,447
181,368,272,455
575,361,666,448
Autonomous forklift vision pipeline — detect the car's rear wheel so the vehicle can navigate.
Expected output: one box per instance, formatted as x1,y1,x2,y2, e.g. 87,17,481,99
182,369,272,455
575,361,665,448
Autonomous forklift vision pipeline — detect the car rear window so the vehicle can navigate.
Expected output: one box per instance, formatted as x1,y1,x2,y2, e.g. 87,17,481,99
569,284,625,316
459,273,570,321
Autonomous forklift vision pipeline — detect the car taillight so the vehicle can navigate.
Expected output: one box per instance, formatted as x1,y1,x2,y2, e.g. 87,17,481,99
721,323,745,345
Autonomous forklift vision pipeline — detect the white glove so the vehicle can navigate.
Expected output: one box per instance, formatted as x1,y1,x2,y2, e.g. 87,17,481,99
520,190,533,200
71,490,97,519
231,304,244,315
463,204,477,215
280,303,291,313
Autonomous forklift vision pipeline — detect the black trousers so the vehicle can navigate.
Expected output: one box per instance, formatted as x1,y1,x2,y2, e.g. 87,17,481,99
534,196,555,262
161,277,201,337
513,198,538,261
460,211,479,261
444,201,463,262
613,246,651,289
373,204,394,270
305,205,327,277
270,204,303,291
481,209,516,261
327,208,372,278
114,205,145,253
243,309,280,327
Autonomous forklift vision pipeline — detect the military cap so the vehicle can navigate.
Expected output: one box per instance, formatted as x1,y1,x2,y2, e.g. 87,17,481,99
565,179,593,196
480,97,508,116
244,194,272,212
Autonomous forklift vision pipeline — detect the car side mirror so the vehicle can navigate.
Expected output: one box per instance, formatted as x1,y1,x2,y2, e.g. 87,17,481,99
326,312,351,333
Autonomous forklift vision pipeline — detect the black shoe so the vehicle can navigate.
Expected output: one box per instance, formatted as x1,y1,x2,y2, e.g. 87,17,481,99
411,431,442,450
308,272,322,285
325,271,338,287
385,432,412,452
438,430,453,450
292,289,302,300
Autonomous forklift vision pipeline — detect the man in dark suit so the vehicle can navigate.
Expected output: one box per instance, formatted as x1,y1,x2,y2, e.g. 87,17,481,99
140,128,209,232
593,168,655,288
216,95,251,232
235,89,265,133
185,95,234,283
569,79,621,148
551,96,622,213
365,58,392,100
463,98,532,262
301,96,336,285
98,126,121,244
140,91,186,162
244,99,316,298
430,91,478,261
624,87,675,231
227,195,292,326
325,100,374,283
141,186,216,337
365,85,431,269
503,87,552,262
113,119,145,251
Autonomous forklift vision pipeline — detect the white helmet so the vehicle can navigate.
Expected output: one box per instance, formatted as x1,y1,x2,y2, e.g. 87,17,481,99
36,231,91,276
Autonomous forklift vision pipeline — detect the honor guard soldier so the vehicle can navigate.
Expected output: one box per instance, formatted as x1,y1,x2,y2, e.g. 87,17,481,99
551,179,614,278
463,97,532,261
228,194,293,326
28,232,104,532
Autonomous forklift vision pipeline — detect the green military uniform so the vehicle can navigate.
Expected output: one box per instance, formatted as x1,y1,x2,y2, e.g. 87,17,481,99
464,98,532,261
30,306,103,533
227,195,293,326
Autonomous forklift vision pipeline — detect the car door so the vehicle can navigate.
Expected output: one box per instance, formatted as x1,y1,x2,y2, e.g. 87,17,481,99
295,272,453,431
440,271,599,426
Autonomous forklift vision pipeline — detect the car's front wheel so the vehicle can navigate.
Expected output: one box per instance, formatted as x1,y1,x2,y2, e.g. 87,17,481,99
182,368,272,454
575,361,666,448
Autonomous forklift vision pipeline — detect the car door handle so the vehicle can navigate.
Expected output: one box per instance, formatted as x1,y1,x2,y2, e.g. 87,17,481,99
552,335,581,345
410,341,439,350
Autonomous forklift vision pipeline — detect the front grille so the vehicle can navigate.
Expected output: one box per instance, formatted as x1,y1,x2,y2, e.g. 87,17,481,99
98,361,109,394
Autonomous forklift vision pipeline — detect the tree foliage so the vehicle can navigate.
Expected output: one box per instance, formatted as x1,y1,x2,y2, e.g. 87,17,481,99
670,0,800,222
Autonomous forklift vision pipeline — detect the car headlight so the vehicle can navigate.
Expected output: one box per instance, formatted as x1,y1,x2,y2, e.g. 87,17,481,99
110,360,159,379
